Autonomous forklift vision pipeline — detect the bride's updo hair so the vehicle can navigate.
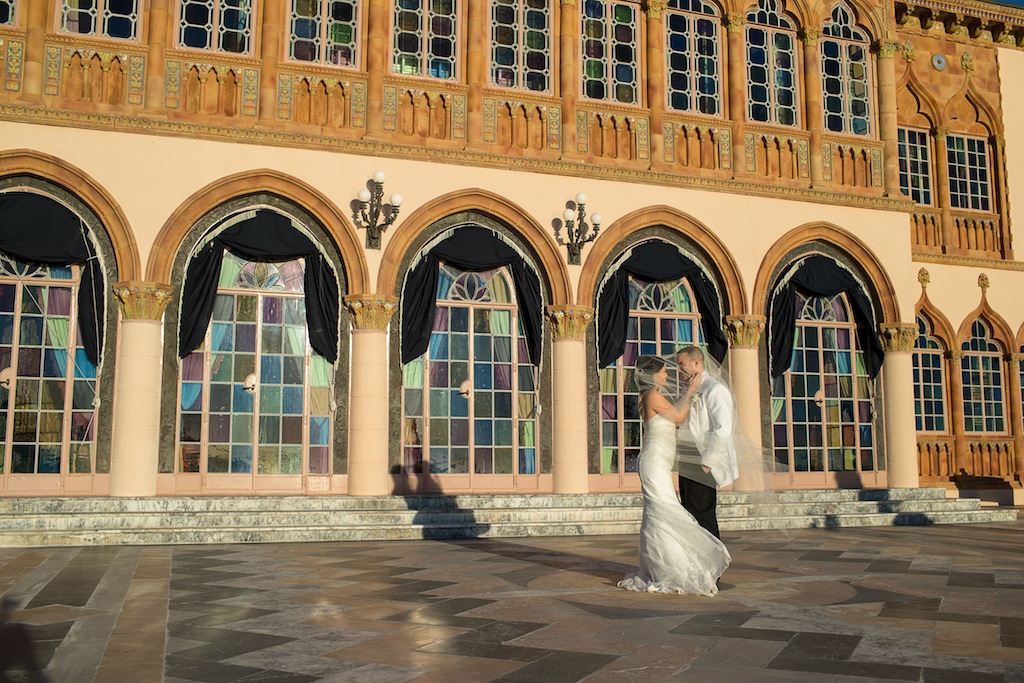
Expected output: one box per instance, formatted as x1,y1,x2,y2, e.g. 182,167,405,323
634,355,667,392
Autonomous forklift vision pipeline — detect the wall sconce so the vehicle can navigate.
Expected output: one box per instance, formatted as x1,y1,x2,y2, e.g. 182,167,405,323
355,170,403,249
555,193,601,265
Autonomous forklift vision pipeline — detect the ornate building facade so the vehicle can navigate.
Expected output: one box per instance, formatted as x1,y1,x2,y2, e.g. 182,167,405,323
0,0,1023,500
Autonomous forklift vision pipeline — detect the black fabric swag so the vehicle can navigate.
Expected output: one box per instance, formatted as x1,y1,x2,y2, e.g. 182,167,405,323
179,210,339,363
769,254,884,379
0,192,105,365
598,240,728,368
401,226,543,365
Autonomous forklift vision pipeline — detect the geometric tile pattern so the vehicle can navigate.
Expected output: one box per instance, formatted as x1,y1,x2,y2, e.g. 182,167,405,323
1,519,1023,682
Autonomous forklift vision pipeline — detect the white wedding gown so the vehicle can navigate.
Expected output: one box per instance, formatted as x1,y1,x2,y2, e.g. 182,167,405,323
618,414,731,596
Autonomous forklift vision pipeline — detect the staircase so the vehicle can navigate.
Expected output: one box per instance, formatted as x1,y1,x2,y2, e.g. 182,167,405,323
0,487,1016,547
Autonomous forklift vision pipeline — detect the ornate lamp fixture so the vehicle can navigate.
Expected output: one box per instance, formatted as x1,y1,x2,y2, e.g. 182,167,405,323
355,170,403,249
555,192,601,265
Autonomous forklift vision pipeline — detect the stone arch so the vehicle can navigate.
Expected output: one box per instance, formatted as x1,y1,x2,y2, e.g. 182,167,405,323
956,297,1015,350
895,70,940,129
147,169,367,293
1016,319,1024,349
579,205,745,315
753,221,898,324
915,291,957,350
378,189,570,305
0,148,140,281
739,0,806,27
942,82,1001,136
813,0,884,44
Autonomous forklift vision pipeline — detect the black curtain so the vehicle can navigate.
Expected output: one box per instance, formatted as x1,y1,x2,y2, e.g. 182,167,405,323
0,192,104,365
597,240,728,368
401,226,543,365
178,210,339,363
769,254,884,379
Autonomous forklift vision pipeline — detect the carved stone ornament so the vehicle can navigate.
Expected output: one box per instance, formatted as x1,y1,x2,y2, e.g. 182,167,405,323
978,272,990,294
917,267,930,289
961,51,975,72
946,349,964,362
878,323,917,353
645,0,668,18
545,306,594,339
344,295,398,330
725,315,766,348
900,40,916,62
874,41,899,59
113,281,173,321
1006,352,1023,367
725,13,745,33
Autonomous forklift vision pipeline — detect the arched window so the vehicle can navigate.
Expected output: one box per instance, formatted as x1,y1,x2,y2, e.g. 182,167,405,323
581,0,639,104
402,265,538,478
177,252,334,478
61,0,138,39
491,0,551,91
665,0,721,116
599,276,704,475
0,257,97,476
961,320,1005,433
745,0,797,126
913,315,946,432
771,292,877,479
821,2,871,135
179,0,252,53
288,0,360,66
393,0,458,79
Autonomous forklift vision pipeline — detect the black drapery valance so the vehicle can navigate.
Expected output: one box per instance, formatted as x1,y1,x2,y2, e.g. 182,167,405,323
401,226,543,365
179,210,339,363
769,254,884,379
597,240,728,368
0,192,105,365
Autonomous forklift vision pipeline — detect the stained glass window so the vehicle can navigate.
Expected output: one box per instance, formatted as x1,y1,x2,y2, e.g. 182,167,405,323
179,0,252,54
62,0,138,39
746,0,797,126
820,2,871,136
392,0,458,80
581,0,639,104
491,0,551,91
898,127,933,205
665,0,721,115
289,0,359,66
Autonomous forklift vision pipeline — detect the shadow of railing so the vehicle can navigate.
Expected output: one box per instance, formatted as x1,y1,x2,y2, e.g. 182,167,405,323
805,472,935,528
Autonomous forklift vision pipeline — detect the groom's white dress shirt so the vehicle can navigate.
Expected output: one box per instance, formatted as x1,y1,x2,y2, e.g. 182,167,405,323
682,373,739,488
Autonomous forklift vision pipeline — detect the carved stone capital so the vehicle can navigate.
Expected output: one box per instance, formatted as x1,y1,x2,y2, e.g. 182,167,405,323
645,0,668,18
934,126,948,140
1005,352,1023,367
545,305,594,339
344,295,398,330
801,28,820,46
725,315,766,348
946,349,964,362
874,40,899,58
725,13,745,33
113,281,173,321
878,323,917,353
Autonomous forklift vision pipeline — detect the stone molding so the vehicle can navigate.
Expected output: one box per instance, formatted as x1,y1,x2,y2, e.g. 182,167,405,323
112,281,173,321
879,322,917,353
344,295,398,331
913,252,1024,271
545,306,594,340
725,315,766,348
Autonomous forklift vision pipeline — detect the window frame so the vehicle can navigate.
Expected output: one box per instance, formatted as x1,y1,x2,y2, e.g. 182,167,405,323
286,0,362,68
912,315,947,434
60,0,140,41
580,0,641,105
946,132,992,213
745,0,799,127
960,320,1006,435
0,0,17,27
664,0,722,116
391,0,461,81
177,0,256,56
819,2,872,136
898,126,934,206
490,0,552,92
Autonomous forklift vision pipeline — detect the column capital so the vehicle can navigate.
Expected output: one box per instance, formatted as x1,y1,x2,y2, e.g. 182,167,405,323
725,315,766,348
545,305,594,339
933,126,948,140
113,281,173,321
645,0,668,18
878,322,917,353
560,0,575,5
725,13,745,33
873,40,900,58
1005,352,1023,367
344,295,398,330
801,27,820,46
946,349,964,362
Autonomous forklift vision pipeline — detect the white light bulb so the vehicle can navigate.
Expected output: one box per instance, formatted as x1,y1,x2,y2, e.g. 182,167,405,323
389,193,403,207
372,170,386,184
575,192,587,205
563,209,575,221
591,213,603,226
357,188,371,203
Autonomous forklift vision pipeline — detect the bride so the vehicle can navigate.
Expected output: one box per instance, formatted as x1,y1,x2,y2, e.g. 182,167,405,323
617,355,731,596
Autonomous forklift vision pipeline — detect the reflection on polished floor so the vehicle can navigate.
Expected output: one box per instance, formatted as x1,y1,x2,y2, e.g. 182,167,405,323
1,519,1023,682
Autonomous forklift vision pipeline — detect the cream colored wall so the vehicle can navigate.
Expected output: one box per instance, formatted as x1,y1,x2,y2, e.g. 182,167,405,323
1000,46,1024,262
917,263,1024,340
0,121,917,319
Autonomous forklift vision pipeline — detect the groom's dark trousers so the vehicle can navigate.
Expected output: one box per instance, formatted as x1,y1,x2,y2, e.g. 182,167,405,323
677,474,719,539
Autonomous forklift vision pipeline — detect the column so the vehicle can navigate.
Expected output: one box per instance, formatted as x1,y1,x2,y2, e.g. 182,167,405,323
946,348,967,474
546,305,593,493
558,0,579,158
109,283,173,496
465,0,486,147
344,295,398,495
725,315,765,491
990,136,1014,260
933,127,959,254
879,323,920,488
725,13,746,176
874,41,902,197
645,0,668,165
143,0,171,112
1005,353,1024,481
364,0,389,138
19,0,48,102
258,0,286,123
802,28,823,185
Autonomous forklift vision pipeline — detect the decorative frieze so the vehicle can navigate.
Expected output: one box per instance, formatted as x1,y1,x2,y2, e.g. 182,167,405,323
545,306,594,340
725,316,766,348
4,40,23,92
113,282,173,321
452,93,466,140
44,45,62,96
344,295,398,331
351,81,366,128
547,104,561,150
128,55,145,105
243,68,259,117
277,73,293,120
383,85,397,131
164,61,181,108
878,323,917,353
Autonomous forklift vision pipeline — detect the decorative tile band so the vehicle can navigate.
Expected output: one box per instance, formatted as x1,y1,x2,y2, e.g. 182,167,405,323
452,93,466,140
383,85,397,131
4,40,23,92
242,68,258,117
127,55,145,105
276,73,292,120
164,61,181,109
351,81,366,128
547,105,561,150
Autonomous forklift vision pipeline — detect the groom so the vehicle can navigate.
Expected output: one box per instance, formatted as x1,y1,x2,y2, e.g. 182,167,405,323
675,346,739,539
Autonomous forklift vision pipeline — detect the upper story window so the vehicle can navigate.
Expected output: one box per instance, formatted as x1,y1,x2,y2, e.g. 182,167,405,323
491,0,551,91
946,133,991,212
961,319,1005,433
581,0,639,104
393,0,458,80
912,315,946,433
179,0,253,54
821,2,870,135
665,0,721,116
898,127,933,205
289,0,359,66
746,0,798,126
0,1,13,26
61,0,139,40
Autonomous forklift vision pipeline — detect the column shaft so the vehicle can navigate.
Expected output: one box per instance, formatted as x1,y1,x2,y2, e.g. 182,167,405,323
551,338,588,493
946,350,967,474
348,330,390,494
729,346,764,491
933,128,959,254
1006,355,1024,480
802,29,823,185
143,0,171,111
882,353,919,487
20,0,48,101
465,0,486,147
558,0,578,158
725,15,746,176
875,45,901,196
258,0,286,122
364,0,388,137
645,1,667,165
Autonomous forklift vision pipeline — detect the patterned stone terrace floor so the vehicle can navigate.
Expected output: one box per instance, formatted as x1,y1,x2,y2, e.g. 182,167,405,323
1,519,1024,682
